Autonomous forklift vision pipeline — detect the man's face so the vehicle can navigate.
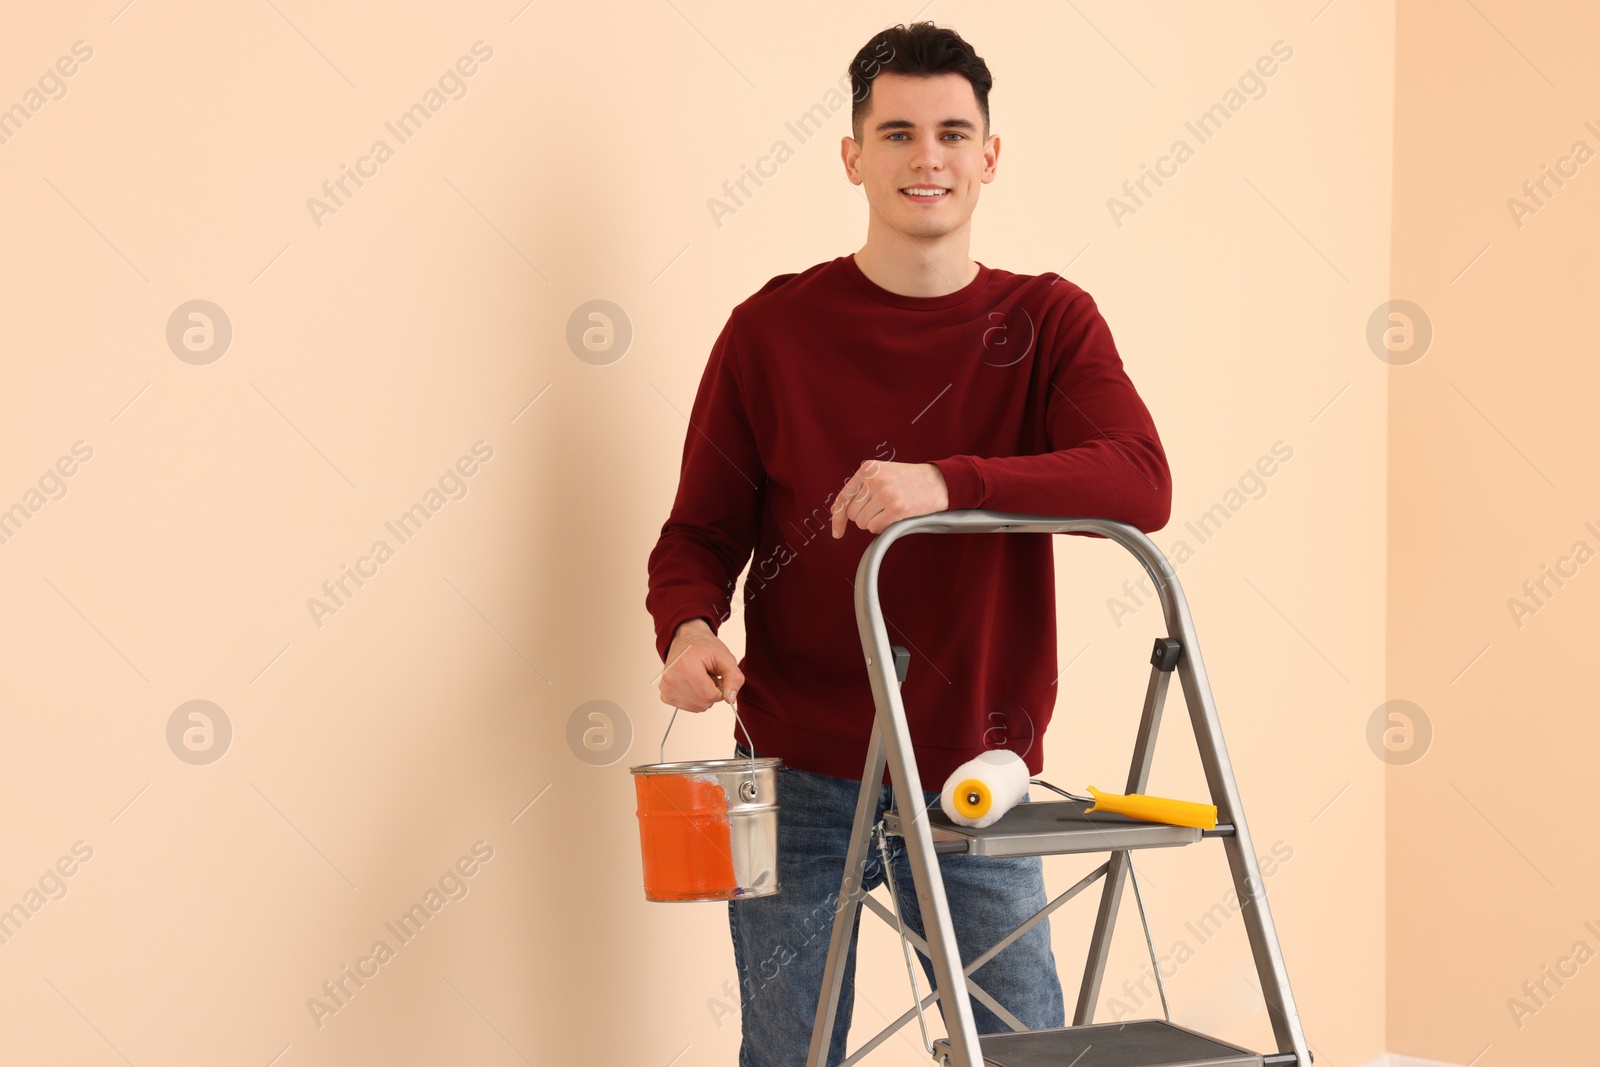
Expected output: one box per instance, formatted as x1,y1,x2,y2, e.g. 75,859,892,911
843,71,999,240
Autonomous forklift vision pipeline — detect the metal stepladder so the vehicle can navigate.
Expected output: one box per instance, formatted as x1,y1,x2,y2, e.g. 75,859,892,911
806,511,1310,1067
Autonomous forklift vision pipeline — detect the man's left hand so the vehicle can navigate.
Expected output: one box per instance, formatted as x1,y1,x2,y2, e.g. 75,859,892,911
830,461,949,538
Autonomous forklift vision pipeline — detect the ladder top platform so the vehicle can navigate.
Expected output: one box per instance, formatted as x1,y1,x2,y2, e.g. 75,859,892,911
883,798,1204,858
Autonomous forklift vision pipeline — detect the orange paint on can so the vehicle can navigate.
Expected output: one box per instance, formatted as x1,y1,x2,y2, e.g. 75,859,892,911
634,772,739,902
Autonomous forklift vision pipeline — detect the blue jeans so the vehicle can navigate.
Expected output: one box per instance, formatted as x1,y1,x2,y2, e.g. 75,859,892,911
728,742,1065,1067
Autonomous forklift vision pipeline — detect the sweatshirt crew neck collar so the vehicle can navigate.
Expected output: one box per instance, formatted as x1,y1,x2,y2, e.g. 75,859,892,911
840,253,992,311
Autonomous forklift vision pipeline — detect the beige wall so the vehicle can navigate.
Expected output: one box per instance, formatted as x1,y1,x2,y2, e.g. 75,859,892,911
1388,2,1600,1063
12,1,1560,1064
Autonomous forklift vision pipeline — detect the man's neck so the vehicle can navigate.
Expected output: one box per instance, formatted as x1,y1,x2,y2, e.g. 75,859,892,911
852,235,978,298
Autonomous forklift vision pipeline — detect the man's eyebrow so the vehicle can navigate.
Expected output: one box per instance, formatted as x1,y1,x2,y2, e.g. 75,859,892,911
873,117,979,133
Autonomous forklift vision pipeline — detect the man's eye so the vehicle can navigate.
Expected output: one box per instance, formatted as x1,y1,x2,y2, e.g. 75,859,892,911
944,133,965,141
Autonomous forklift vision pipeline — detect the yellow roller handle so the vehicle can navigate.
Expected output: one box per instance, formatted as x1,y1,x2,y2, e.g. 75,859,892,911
1085,785,1217,830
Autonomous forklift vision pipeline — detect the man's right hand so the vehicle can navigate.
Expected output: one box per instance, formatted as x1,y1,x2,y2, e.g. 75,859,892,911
660,618,744,713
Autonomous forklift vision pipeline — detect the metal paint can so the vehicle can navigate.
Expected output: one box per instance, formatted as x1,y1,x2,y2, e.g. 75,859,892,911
630,701,781,902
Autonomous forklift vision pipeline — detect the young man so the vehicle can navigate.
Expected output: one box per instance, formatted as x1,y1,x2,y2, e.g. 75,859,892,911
645,21,1172,1066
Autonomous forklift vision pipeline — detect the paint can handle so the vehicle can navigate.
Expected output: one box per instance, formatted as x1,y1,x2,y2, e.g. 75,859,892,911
660,689,758,792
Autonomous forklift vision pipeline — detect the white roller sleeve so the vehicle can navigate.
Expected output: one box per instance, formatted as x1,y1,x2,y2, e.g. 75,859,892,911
940,749,1029,828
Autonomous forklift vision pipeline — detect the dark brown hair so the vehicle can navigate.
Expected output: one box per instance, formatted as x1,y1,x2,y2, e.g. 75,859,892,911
848,22,993,143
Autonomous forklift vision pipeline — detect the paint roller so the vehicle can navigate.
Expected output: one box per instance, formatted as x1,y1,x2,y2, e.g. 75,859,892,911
940,750,1029,829
940,750,1218,830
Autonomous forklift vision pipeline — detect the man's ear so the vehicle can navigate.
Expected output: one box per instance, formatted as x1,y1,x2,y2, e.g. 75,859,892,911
840,136,862,184
983,134,1001,182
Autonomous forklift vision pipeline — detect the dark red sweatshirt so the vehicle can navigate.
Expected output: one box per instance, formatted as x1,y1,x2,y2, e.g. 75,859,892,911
646,254,1172,793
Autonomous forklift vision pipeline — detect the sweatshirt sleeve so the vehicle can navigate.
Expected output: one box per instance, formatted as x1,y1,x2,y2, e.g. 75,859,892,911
645,315,766,662
927,290,1172,533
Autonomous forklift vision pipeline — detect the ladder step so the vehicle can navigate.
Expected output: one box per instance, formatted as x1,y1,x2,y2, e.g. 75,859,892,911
884,799,1203,858
930,1018,1261,1066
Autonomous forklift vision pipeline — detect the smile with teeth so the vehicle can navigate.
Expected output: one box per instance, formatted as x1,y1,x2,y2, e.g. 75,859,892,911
901,186,949,200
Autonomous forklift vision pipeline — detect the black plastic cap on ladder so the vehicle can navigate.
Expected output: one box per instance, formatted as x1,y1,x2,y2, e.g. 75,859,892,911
1150,637,1182,672
891,645,910,685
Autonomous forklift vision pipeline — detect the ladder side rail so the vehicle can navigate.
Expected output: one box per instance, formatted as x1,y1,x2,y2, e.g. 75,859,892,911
1114,503,1310,1062
805,727,891,1067
1175,649,1311,1063
1126,661,1175,795
849,520,986,1067
1100,511,1312,1067
1073,660,1172,1023
1092,510,1311,1061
